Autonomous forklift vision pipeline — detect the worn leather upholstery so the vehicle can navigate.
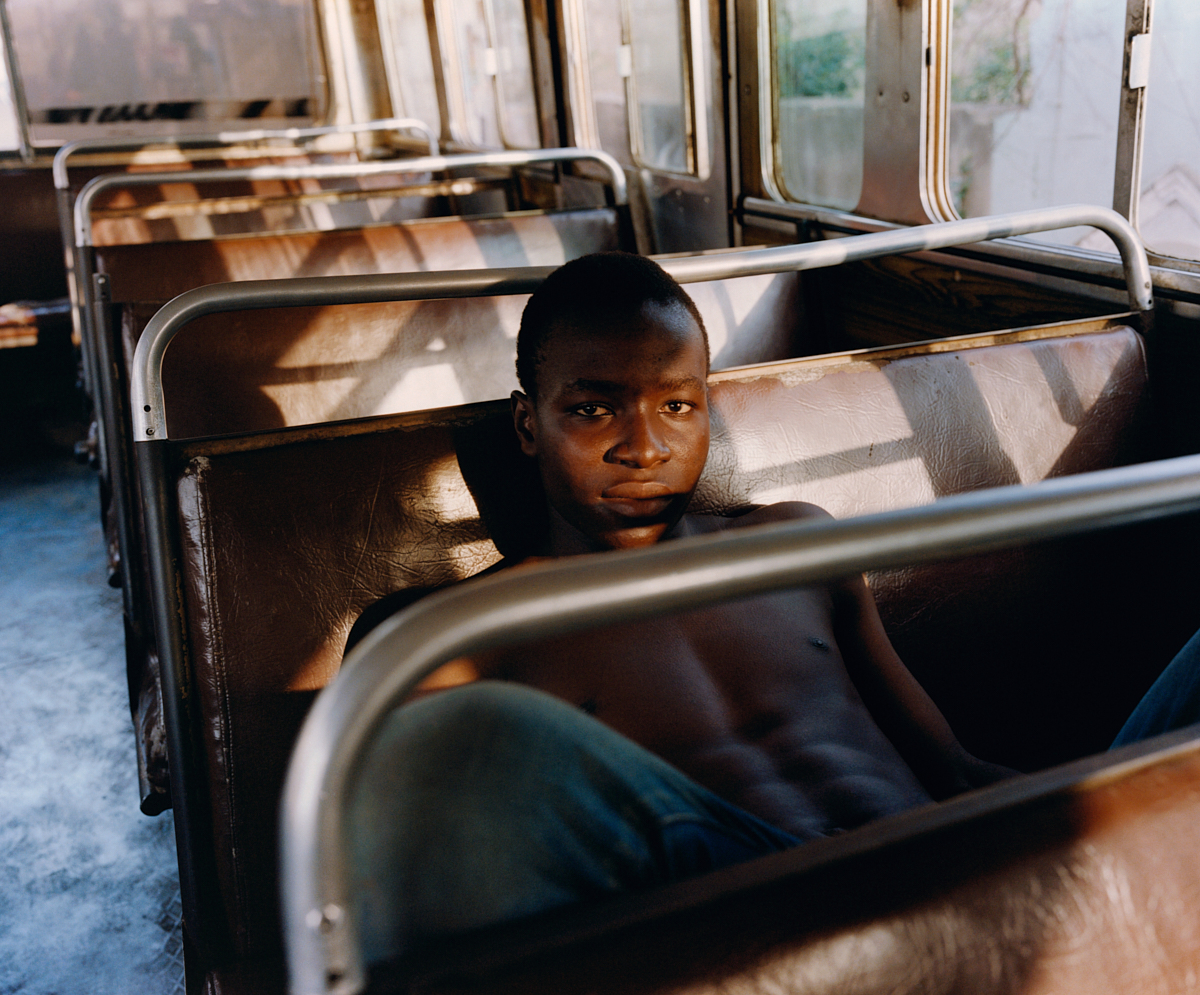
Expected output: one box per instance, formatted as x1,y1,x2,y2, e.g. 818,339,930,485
170,324,1164,982
97,209,628,300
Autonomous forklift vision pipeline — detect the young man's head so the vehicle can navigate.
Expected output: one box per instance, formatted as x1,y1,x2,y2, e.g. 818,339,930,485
513,252,711,551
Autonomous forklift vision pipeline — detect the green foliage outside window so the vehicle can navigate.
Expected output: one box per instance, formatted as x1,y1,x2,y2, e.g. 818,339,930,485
776,13,864,100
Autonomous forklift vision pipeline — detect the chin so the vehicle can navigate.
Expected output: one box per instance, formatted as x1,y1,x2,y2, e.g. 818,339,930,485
598,522,672,550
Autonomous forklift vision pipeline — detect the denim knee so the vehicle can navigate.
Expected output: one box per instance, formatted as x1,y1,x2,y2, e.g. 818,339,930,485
348,680,799,963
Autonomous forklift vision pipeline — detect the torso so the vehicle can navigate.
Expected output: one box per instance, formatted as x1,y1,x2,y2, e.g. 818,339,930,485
475,508,934,840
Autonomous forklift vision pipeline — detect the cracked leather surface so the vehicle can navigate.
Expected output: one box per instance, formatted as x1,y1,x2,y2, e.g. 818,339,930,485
173,327,1161,965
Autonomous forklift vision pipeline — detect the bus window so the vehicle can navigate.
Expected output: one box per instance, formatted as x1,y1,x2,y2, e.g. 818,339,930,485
447,0,502,146
377,0,442,138
581,0,631,165
770,0,865,210
949,0,1124,248
0,38,18,152
490,0,540,148
443,0,537,149
1138,0,1200,262
7,0,326,144
625,0,693,174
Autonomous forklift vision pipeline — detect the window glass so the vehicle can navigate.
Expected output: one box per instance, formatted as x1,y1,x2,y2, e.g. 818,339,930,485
582,0,632,165
378,0,442,137
448,0,501,146
0,39,19,151
490,0,539,147
626,0,689,173
8,0,324,143
1138,0,1200,261
950,0,1124,248
772,0,865,210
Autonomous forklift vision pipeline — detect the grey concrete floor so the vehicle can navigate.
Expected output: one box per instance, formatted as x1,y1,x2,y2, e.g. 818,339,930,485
0,455,184,995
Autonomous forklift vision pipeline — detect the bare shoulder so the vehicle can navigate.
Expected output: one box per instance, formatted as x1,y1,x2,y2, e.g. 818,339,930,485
683,501,832,536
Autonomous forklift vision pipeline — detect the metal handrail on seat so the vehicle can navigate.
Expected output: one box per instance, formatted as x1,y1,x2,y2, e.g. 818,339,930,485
52,116,440,192
74,147,628,249
279,453,1200,995
130,204,1150,443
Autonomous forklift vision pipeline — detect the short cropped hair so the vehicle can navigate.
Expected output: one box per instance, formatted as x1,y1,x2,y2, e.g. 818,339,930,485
516,252,709,400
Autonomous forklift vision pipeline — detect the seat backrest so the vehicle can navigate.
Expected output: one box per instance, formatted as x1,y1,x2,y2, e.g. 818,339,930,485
121,248,803,437
82,153,457,245
167,322,1161,970
97,208,630,301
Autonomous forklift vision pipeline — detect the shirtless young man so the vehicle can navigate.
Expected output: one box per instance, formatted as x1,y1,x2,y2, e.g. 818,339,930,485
347,252,1017,963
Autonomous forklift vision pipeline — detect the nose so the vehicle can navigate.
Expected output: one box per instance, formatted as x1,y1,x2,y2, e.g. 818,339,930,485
607,411,670,468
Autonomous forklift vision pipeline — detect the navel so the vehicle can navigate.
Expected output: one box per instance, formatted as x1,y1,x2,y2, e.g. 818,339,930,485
809,636,830,651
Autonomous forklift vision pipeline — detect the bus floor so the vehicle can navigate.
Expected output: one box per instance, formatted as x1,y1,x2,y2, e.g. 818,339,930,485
0,452,184,995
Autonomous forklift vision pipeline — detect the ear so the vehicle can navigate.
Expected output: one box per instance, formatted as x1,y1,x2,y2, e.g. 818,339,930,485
511,391,538,458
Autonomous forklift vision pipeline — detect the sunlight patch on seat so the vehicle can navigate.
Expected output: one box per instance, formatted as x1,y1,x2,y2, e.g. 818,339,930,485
261,376,360,424
965,343,1108,484
374,364,466,414
748,457,936,519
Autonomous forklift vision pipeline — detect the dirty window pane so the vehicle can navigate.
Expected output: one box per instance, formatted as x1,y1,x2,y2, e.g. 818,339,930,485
950,0,1124,249
491,0,539,147
582,0,632,164
627,0,688,173
1139,0,1200,261
378,0,442,137
8,0,325,143
771,0,865,210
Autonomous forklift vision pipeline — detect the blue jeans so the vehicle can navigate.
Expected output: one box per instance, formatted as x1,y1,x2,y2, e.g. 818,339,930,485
349,681,801,964
1111,626,1200,747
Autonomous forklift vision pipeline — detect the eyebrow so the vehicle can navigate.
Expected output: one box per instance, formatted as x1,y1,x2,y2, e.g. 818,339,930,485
561,375,707,395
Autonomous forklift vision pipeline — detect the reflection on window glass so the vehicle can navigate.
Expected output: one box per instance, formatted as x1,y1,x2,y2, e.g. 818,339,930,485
626,0,688,173
0,41,18,151
8,0,323,140
950,0,1123,248
1139,0,1200,261
378,0,442,137
772,0,865,210
582,0,632,164
490,0,538,147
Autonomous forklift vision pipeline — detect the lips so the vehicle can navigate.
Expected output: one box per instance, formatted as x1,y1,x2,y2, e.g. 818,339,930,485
599,481,677,520
602,481,674,499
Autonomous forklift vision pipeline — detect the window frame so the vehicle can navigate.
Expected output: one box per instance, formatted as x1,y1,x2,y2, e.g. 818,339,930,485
751,0,1200,294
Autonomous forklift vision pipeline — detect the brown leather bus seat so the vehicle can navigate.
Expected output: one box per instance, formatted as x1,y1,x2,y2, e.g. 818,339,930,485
146,269,802,437
83,154,454,246
164,321,1175,985
96,208,630,301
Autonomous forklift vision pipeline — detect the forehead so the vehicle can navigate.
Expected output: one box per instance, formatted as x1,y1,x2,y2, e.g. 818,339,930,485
537,301,706,393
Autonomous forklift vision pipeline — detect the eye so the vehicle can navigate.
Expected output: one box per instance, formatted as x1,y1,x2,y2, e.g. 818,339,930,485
571,402,612,418
662,400,695,414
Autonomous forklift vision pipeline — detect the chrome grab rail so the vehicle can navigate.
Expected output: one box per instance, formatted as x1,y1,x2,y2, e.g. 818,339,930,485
129,204,1151,443
52,116,439,190
73,147,628,247
279,451,1200,995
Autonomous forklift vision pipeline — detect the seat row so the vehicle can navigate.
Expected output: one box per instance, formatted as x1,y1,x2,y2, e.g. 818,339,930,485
116,206,1194,993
